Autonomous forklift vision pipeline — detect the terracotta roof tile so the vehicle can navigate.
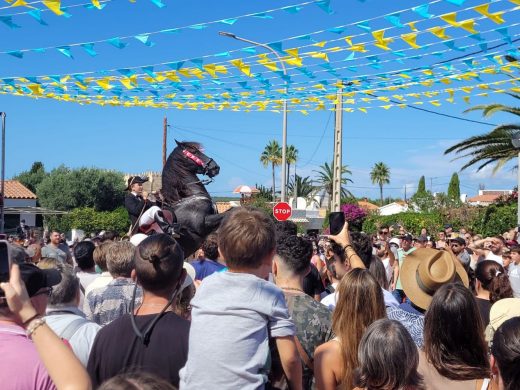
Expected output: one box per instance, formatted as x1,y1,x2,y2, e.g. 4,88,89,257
216,202,232,214
357,200,379,211
467,194,500,203
3,180,37,199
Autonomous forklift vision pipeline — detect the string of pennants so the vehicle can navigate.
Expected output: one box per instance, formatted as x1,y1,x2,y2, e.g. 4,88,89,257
0,0,519,113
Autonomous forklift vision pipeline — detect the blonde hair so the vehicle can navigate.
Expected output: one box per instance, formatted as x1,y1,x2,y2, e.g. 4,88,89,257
93,242,111,272
332,268,386,389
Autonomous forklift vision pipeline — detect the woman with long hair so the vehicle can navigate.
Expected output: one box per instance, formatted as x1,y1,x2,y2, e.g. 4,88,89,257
491,317,520,390
354,319,425,390
420,283,491,389
475,260,514,326
314,268,386,390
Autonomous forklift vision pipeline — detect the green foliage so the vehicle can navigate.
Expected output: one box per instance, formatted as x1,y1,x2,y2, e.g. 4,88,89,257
370,162,391,205
447,173,461,202
260,140,282,201
363,212,444,236
14,161,47,194
313,161,354,205
45,207,130,235
417,176,427,195
255,184,274,202
471,202,518,237
37,166,126,211
288,175,315,198
249,195,274,216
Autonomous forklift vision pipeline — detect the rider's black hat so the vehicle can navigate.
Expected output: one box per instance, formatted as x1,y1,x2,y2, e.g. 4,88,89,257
127,176,148,190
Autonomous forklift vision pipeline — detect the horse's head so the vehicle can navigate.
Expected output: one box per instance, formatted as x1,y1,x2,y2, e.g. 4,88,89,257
174,140,220,178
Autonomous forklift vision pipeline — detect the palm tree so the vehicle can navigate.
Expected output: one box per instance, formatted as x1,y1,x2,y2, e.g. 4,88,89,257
444,98,520,172
314,162,353,206
260,140,282,201
288,175,315,198
285,145,298,189
370,162,390,205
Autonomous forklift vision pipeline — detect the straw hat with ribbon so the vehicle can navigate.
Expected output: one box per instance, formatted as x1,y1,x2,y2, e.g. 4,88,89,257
400,248,469,310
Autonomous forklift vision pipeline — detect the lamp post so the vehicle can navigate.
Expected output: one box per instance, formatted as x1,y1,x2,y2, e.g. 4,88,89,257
512,132,520,228
219,31,289,202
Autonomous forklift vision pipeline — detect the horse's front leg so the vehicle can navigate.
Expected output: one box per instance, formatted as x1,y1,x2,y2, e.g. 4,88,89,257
204,213,226,234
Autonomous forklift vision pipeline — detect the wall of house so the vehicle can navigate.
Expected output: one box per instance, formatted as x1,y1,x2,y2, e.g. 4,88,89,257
4,199,37,228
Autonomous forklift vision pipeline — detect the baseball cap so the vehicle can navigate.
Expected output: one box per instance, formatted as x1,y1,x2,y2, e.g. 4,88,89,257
450,237,466,246
402,234,413,242
19,263,62,297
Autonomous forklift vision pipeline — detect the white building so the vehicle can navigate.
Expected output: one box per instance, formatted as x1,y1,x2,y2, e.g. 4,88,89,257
4,180,38,228
378,201,409,216
467,190,513,206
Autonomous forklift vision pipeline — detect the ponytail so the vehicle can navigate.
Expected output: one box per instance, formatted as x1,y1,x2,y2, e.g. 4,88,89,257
489,271,514,304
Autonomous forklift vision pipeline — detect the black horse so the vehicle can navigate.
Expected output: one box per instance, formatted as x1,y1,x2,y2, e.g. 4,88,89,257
161,140,224,258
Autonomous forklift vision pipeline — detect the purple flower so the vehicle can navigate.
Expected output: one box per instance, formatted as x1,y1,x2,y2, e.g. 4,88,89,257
340,203,367,223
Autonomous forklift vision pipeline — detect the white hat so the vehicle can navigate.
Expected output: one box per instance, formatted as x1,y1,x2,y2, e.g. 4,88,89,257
130,233,148,247
389,238,400,246
182,262,196,290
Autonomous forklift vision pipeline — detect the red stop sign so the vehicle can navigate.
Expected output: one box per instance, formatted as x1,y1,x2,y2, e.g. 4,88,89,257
273,202,292,222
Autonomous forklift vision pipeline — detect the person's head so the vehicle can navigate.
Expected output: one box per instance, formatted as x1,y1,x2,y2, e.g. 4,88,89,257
73,241,96,271
98,372,177,390
200,234,219,261
420,227,427,236
449,237,466,255
274,220,298,239
425,239,436,249
491,317,520,390
93,242,111,272
48,264,80,307
354,319,425,390
26,243,41,264
101,231,118,242
218,208,275,276
438,231,446,241
333,268,386,390
414,236,427,249
106,241,136,278
350,232,373,268
368,257,389,290
509,246,520,265
273,235,313,280
134,234,185,295
401,234,413,251
378,225,389,239
49,230,61,245
326,242,349,281
444,224,453,234
475,260,514,303
502,253,512,269
424,283,490,380
489,236,506,255
37,257,60,269
127,176,148,195
174,283,195,321
0,262,61,321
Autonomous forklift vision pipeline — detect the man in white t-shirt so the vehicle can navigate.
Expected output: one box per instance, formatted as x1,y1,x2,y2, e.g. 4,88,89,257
471,236,505,266
508,247,520,298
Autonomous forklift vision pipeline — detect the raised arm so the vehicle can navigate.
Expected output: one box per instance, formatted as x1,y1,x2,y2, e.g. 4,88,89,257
0,264,92,390
329,221,365,270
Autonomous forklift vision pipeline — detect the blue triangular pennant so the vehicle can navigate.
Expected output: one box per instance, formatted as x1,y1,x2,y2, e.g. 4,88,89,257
80,43,97,56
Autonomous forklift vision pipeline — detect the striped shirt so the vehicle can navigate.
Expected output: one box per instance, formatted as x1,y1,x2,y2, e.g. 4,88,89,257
84,278,142,326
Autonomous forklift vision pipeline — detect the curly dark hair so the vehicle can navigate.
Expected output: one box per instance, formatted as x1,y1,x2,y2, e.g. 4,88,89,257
201,234,219,261
275,235,313,275
350,232,373,268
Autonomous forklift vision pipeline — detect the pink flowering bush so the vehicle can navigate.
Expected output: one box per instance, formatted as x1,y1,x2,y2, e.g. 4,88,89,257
341,203,367,232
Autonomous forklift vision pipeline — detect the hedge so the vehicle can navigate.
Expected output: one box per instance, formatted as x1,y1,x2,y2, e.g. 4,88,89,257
45,207,130,235
362,212,444,236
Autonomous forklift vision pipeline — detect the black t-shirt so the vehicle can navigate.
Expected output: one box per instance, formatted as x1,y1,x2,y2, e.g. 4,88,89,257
303,264,325,297
475,297,492,327
87,312,190,388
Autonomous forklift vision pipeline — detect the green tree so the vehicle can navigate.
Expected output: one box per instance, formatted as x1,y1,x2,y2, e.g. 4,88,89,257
447,173,461,202
13,161,47,193
287,175,315,198
285,145,298,189
313,162,353,208
417,176,427,195
37,166,126,211
444,96,520,172
260,140,282,202
370,162,391,206
46,207,130,235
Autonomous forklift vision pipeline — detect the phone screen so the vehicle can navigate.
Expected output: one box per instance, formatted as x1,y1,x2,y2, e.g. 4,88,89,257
329,212,345,236
0,242,9,284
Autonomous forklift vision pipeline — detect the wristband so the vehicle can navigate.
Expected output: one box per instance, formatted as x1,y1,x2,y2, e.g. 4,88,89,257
22,313,40,327
26,318,46,338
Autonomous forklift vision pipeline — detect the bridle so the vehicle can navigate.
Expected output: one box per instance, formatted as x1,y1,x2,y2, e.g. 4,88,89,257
182,149,216,183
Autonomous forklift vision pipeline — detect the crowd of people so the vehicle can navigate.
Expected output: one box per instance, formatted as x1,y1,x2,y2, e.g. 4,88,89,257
1,210,520,390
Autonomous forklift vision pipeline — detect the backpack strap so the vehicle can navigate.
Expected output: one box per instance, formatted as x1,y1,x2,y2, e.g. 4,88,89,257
294,336,313,372
60,318,89,341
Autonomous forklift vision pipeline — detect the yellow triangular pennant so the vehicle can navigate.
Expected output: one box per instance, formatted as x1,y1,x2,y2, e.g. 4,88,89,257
401,33,421,49
42,0,64,15
440,12,459,27
428,27,450,40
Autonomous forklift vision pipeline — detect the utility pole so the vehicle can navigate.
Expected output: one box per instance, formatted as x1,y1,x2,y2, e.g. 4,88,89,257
162,116,168,167
0,112,5,234
331,87,343,212
404,185,407,202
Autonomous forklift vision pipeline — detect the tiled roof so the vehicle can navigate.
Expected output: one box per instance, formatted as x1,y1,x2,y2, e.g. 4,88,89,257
3,180,37,199
215,202,233,214
467,194,500,203
357,200,379,211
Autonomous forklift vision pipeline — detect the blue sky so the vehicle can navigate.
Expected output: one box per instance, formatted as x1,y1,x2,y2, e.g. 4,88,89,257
1,0,519,199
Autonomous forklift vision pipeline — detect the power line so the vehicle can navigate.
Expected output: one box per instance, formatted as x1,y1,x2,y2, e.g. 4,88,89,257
299,110,333,168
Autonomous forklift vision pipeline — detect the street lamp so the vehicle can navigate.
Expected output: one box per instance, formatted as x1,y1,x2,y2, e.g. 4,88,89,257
512,132,520,228
219,31,289,203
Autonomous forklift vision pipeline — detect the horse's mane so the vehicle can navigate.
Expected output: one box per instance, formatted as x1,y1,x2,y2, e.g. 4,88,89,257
162,141,205,202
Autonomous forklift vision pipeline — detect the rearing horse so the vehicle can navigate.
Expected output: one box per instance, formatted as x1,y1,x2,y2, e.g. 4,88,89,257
161,140,224,258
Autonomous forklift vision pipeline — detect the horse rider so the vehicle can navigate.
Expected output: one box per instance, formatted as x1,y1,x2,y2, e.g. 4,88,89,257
124,176,179,237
